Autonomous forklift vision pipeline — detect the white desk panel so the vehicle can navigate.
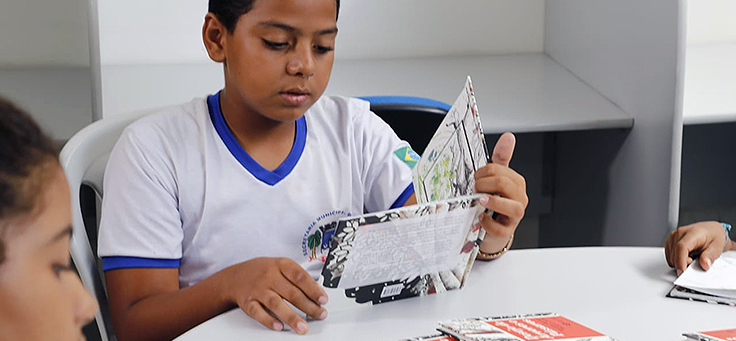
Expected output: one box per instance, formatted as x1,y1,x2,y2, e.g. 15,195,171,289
100,53,633,134
175,247,735,341
327,54,633,134
684,43,736,125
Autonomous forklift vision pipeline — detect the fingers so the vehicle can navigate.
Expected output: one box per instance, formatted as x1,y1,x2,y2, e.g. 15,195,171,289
478,210,512,239
474,155,528,237
280,260,329,307
479,195,524,229
665,230,676,268
232,258,328,335
242,298,285,332
238,286,312,335
474,163,526,190
491,132,516,167
673,230,707,274
278,262,328,320
261,291,310,334
665,222,727,274
475,171,527,205
699,242,726,271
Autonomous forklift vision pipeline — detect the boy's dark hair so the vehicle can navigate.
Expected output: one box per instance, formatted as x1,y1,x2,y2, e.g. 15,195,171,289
0,96,58,264
209,0,341,33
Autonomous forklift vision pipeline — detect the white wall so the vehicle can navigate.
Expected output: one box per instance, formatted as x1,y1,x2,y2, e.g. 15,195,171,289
335,0,544,60
98,0,209,65
0,0,89,67
686,0,736,46
97,0,545,65
0,0,92,141
95,0,546,117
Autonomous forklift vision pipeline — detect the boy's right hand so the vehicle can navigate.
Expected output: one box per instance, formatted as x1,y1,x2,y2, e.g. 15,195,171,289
665,221,730,276
222,257,328,334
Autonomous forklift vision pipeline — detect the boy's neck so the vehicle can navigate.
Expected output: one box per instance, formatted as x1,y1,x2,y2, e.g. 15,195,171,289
219,90,298,171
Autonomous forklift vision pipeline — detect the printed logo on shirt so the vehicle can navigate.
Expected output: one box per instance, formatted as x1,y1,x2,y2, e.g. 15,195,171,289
301,210,350,262
394,146,420,169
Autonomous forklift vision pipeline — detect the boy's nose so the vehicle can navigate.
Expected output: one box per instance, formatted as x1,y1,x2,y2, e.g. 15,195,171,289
286,45,316,78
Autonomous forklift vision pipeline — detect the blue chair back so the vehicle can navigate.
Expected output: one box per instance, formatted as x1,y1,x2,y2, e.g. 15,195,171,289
360,96,450,155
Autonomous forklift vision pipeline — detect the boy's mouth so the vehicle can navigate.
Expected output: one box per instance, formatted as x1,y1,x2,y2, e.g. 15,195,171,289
279,88,311,106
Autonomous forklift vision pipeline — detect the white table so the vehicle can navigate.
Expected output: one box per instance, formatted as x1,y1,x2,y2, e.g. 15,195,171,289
174,247,736,341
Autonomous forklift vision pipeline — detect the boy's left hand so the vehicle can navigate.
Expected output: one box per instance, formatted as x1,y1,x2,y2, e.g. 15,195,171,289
474,132,528,254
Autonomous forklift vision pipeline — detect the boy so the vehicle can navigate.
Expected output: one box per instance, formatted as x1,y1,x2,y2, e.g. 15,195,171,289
98,0,528,340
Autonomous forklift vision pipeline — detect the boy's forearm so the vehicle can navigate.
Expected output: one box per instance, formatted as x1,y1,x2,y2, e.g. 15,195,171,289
728,238,736,252
113,268,235,341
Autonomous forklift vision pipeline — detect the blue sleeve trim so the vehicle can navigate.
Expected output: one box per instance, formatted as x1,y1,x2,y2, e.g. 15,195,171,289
359,96,451,111
102,256,181,271
390,183,415,209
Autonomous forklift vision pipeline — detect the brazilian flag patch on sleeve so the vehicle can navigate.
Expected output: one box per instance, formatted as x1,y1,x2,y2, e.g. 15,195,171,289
394,146,420,169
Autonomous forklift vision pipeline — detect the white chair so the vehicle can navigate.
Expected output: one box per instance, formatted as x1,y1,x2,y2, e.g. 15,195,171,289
59,108,162,341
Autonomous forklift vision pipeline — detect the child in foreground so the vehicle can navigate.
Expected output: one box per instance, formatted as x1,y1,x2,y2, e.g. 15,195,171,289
98,0,529,340
0,96,98,340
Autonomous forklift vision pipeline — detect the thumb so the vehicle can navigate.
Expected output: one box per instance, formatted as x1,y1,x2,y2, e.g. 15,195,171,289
492,132,516,167
699,245,723,271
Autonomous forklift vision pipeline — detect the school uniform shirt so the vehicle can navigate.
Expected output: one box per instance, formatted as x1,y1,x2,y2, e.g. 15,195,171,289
97,91,416,288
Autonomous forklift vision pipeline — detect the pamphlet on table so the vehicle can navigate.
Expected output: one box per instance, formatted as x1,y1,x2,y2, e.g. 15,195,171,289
399,334,458,341
668,251,736,307
436,313,618,341
318,76,491,310
683,328,736,341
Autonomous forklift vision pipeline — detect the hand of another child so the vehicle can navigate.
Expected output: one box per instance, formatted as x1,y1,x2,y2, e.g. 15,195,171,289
665,221,729,276
474,132,528,253
222,257,328,334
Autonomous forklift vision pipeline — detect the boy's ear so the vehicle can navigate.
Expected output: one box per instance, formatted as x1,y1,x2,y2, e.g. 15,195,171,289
202,13,227,63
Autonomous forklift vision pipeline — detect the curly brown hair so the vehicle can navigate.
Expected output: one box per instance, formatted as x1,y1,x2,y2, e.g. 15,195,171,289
0,96,59,264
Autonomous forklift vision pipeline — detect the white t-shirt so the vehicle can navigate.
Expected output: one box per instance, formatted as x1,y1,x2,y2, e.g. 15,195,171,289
98,92,416,288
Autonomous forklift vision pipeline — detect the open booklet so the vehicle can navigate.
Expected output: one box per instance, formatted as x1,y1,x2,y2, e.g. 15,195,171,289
399,334,457,341
667,251,736,307
683,328,736,341
318,76,490,310
436,313,619,341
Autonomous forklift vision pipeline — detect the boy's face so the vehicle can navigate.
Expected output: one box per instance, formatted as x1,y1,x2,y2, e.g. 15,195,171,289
216,0,338,122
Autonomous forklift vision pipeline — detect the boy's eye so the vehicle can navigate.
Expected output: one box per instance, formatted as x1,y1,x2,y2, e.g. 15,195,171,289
313,45,334,54
263,39,289,50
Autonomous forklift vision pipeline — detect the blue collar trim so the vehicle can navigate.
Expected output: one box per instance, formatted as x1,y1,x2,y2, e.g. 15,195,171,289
207,91,306,186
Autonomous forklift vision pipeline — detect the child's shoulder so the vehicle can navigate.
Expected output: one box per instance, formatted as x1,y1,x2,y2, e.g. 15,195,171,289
314,94,370,113
123,97,208,140
115,97,208,156
310,94,374,122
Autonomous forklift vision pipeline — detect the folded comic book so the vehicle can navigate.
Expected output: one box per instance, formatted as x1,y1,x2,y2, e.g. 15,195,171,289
318,77,490,310
413,76,490,204
438,313,619,341
668,251,736,307
319,194,485,310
